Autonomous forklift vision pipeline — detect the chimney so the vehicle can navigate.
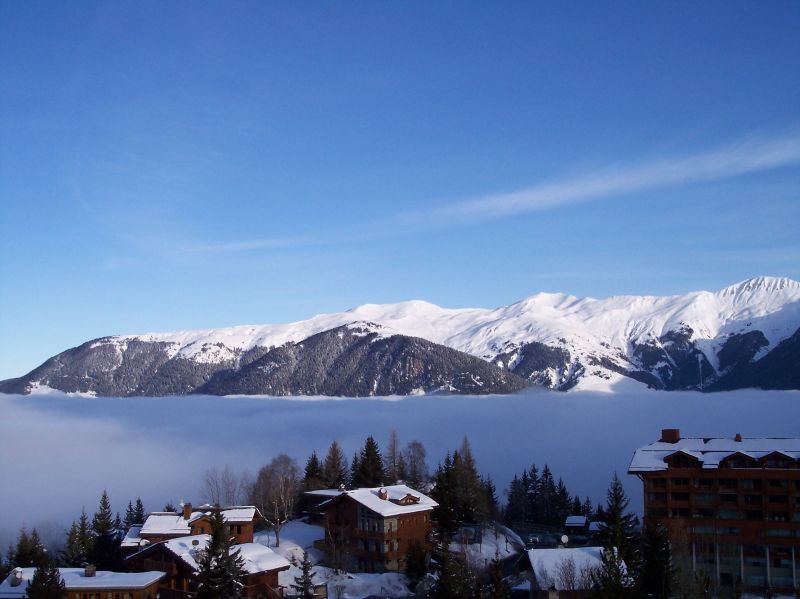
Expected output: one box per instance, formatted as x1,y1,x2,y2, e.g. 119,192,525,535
660,429,681,443
735,433,742,442
84,565,96,578
10,568,23,587
183,503,193,520
378,488,388,500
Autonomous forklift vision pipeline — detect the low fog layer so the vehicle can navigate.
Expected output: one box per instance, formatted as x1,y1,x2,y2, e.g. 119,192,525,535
1,389,798,550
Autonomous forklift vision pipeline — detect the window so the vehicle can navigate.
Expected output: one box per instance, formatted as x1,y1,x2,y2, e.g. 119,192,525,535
740,479,762,490
768,479,788,489
767,511,789,521
768,495,788,504
671,492,690,501
670,477,690,486
719,494,738,504
766,528,791,537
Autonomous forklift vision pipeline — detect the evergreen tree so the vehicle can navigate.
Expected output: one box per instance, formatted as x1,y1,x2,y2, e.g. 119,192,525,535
76,510,93,561
485,553,511,599
396,452,408,482
571,496,583,517
525,465,539,523
637,521,673,599
133,498,146,524
503,475,527,525
554,478,572,528
89,491,122,571
595,473,639,571
403,540,428,583
302,451,325,491
123,502,136,529
60,522,89,567
583,496,594,519
589,548,633,599
537,465,557,526
431,453,457,535
483,475,499,522
196,510,247,599
291,551,315,599
321,441,348,489
11,527,46,568
431,542,472,599
163,501,176,512
26,556,66,599
353,436,386,488
349,452,360,489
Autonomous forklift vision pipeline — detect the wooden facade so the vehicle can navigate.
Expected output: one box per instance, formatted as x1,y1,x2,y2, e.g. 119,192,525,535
630,429,800,594
125,541,287,599
314,486,435,573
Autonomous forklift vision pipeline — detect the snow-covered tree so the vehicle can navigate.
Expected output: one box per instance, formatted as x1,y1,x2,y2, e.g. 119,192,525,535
26,556,66,599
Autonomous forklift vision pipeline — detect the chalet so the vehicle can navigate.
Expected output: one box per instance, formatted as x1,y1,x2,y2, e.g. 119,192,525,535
0,566,164,599
563,516,588,536
122,503,260,553
311,484,438,573
629,428,800,594
516,547,620,599
125,534,290,599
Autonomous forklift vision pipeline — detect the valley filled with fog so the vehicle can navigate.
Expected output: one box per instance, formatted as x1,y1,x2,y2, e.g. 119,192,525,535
1,388,798,550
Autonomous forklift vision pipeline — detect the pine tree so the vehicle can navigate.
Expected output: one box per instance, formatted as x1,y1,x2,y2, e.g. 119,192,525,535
196,510,247,599
89,491,122,571
291,550,315,599
321,441,348,489
503,475,527,525
583,496,594,519
589,547,633,599
11,527,46,568
349,452,360,489
124,501,136,529
485,553,510,599
133,498,146,524
353,436,385,488
302,451,325,491
26,556,66,599
484,475,499,522
163,501,176,512
525,464,539,523
404,540,428,583
555,478,572,528
537,465,557,526
432,542,471,599
60,522,88,567
595,473,639,571
637,521,673,598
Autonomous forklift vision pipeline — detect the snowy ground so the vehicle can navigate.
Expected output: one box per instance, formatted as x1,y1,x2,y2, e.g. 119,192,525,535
1,389,798,550
255,520,413,599
448,523,525,570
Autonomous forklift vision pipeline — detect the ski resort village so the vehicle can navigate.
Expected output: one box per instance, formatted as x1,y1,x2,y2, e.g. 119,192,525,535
1,429,799,599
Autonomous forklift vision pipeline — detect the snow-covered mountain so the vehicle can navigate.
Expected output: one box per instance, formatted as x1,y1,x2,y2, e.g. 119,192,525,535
2,276,799,396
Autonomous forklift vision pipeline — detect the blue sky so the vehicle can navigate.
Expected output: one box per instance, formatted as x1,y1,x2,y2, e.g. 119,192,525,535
1,1,799,379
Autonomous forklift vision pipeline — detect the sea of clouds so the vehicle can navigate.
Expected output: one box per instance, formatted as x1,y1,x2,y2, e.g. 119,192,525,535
1,388,798,550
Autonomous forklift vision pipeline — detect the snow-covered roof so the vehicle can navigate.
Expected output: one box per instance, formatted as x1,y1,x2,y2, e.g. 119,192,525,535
160,535,290,574
565,515,587,528
526,547,611,591
304,489,344,497
588,521,602,533
628,435,800,472
121,525,143,548
319,484,438,517
140,506,258,536
0,568,164,597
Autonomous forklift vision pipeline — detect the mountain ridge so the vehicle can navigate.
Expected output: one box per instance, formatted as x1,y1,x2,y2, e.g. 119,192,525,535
2,276,798,396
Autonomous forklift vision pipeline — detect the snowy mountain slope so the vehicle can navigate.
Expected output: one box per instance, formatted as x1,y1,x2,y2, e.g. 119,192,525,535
1,276,798,395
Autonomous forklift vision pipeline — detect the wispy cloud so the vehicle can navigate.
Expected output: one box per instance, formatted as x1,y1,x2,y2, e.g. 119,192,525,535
173,131,800,256
403,131,800,223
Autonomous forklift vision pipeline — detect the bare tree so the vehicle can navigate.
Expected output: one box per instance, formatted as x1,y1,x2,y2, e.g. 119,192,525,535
202,465,248,506
403,440,428,489
555,556,577,590
249,454,300,547
386,429,401,483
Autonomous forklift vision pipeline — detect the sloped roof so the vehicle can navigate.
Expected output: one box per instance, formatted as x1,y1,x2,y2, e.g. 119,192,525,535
0,568,164,598
527,547,614,591
629,436,800,472
140,506,258,536
318,484,438,517
565,515,588,527
160,535,290,574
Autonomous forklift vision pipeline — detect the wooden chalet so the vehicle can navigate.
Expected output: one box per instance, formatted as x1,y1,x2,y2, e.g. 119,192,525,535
310,484,437,573
0,566,164,599
124,534,290,599
122,503,260,554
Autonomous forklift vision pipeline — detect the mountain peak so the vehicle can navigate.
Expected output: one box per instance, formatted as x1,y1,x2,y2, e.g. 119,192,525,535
718,276,800,297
